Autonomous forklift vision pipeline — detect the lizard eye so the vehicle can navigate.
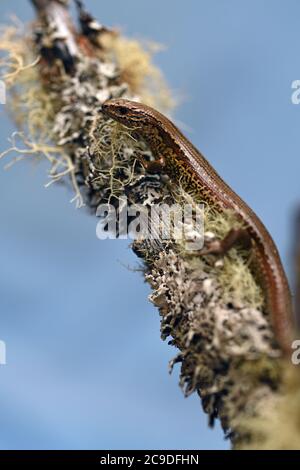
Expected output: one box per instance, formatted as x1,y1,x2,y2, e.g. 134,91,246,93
118,106,128,116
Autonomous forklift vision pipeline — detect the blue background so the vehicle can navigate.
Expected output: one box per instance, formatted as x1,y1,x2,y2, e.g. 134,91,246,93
1,0,300,450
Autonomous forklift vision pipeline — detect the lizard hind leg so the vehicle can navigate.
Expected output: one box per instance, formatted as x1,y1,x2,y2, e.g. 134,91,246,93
200,228,252,256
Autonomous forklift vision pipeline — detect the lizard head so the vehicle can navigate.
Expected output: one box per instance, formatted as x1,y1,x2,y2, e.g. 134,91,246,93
102,99,154,128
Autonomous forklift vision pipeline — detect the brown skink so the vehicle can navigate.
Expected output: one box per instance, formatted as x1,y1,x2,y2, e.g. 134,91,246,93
102,98,294,354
